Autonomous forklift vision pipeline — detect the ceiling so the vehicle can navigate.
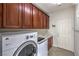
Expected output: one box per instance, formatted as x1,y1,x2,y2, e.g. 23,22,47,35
33,3,75,14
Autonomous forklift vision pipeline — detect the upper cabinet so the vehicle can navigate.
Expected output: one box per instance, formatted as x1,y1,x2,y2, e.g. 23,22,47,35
1,3,49,29
39,10,49,29
33,6,49,29
46,15,49,29
0,4,2,28
22,3,33,29
39,10,45,29
43,14,49,29
3,4,22,28
33,6,41,29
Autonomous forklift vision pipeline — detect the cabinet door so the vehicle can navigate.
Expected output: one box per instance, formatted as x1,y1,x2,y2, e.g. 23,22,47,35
38,10,44,29
3,3,22,28
48,36,53,50
46,15,49,29
43,14,49,29
43,14,47,29
22,3,33,28
33,6,41,29
0,4,2,28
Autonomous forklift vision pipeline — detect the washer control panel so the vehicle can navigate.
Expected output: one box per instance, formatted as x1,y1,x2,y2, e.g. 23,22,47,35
26,35,34,39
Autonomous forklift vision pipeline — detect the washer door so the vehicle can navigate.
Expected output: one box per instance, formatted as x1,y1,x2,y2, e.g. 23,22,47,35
13,41,37,56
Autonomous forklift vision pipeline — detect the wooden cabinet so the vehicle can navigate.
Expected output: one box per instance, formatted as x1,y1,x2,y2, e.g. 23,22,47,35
43,14,49,29
48,36,53,50
38,10,44,29
0,4,2,28
43,14,47,29
39,11,49,29
46,15,49,29
22,3,33,28
3,3,22,28
1,3,49,29
33,7,49,29
33,6,42,29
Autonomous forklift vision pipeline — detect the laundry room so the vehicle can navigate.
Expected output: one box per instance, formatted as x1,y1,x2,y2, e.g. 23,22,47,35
0,2,79,56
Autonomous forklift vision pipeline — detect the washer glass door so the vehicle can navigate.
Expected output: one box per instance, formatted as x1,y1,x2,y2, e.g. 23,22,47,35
13,41,37,56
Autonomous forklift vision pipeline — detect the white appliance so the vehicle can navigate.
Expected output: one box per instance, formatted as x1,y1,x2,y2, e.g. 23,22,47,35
37,37,48,56
0,31,38,56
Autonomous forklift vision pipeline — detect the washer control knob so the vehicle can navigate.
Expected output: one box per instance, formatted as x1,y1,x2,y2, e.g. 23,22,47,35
5,38,9,40
26,36,29,39
30,35,33,38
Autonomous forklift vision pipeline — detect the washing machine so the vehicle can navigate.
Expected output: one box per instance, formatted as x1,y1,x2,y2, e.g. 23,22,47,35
0,32,38,56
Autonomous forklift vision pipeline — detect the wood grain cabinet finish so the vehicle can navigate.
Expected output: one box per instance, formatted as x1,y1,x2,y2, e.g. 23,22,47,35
39,12,49,29
43,14,49,29
46,15,49,29
33,6,42,29
1,3,49,29
48,36,53,50
38,10,44,29
22,3,33,29
33,7,49,29
3,4,22,28
0,4,2,28
43,14,47,29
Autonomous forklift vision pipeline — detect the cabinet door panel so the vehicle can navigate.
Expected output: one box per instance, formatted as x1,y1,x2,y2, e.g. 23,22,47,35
43,14,47,29
38,10,43,28
46,15,49,29
3,3,22,28
43,14,49,29
0,4,2,28
22,3,33,28
48,36,53,50
33,6,41,29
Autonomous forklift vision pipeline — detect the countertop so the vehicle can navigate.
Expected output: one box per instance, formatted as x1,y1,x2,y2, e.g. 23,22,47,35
0,31,37,37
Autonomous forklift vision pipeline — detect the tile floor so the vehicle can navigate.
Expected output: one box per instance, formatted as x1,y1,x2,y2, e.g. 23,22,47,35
48,47,74,56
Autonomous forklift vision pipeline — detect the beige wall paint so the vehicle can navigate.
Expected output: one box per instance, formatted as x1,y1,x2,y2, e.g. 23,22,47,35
48,6,75,52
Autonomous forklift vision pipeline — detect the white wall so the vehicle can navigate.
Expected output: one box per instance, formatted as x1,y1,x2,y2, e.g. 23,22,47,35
74,4,79,55
48,6,75,52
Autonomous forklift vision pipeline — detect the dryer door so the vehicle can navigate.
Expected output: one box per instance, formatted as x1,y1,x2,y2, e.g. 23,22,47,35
13,40,37,56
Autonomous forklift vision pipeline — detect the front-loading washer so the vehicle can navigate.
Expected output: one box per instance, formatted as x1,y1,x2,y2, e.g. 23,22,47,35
0,31,37,56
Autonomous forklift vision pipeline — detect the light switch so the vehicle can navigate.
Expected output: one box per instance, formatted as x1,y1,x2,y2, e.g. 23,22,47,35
52,25,55,27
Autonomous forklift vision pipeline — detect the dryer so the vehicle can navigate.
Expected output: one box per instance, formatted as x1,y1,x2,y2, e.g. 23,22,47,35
0,32,37,56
